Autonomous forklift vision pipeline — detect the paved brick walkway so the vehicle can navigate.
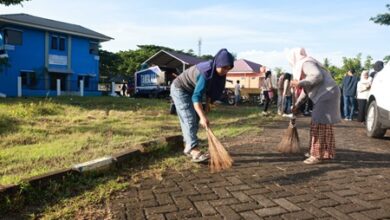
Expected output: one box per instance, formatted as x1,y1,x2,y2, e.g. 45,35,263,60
109,117,390,220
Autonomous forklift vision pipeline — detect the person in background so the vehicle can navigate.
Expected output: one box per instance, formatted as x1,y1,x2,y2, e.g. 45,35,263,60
234,80,241,106
170,48,234,163
258,66,267,106
341,69,358,121
277,73,285,115
282,72,293,117
262,70,273,115
288,48,341,165
356,70,371,123
121,81,128,97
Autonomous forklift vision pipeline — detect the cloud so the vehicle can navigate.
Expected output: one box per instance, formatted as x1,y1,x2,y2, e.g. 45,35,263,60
237,49,291,71
2,0,388,65
237,48,346,71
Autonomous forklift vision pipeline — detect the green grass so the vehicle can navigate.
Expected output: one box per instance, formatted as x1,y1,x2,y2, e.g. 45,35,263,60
0,97,264,186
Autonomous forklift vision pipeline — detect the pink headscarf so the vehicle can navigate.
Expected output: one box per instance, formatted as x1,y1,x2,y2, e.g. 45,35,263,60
287,48,320,80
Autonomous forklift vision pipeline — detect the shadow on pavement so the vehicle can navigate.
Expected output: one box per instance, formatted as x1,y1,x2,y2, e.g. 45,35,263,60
231,148,390,186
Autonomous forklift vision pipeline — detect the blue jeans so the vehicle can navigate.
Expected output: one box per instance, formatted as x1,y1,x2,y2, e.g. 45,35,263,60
170,84,199,153
235,95,240,104
283,96,292,114
343,95,355,119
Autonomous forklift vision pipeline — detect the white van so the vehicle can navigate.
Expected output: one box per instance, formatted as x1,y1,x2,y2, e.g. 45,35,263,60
366,62,390,138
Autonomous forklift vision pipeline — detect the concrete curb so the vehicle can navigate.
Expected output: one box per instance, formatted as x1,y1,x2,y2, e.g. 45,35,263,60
0,135,183,200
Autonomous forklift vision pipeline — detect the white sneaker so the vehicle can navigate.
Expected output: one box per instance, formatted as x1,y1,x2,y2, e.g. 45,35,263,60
303,156,320,164
191,153,209,163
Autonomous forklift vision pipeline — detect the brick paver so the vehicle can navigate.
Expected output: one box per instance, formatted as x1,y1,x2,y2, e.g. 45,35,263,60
108,116,390,219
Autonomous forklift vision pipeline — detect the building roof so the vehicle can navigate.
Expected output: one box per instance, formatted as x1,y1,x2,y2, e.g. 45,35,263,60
229,59,263,74
0,13,112,42
143,50,205,71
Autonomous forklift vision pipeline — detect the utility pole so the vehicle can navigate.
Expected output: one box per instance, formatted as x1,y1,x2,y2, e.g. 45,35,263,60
198,37,202,57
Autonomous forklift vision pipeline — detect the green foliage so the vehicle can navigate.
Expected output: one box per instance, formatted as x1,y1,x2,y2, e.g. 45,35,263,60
0,0,28,5
364,55,373,70
370,4,390,25
323,58,330,69
200,54,213,60
384,55,390,64
327,65,344,84
324,53,367,84
98,50,121,78
273,67,284,77
342,53,362,74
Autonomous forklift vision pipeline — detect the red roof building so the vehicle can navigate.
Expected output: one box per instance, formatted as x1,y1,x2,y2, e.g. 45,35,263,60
226,59,264,90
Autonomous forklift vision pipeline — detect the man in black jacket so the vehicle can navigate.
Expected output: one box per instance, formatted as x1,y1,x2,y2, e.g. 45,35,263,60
341,69,358,121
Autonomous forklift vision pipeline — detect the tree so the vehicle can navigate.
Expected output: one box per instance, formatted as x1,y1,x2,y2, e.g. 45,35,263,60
200,54,213,60
342,53,363,74
0,0,29,6
364,55,373,70
273,67,284,77
383,55,390,64
370,4,390,25
323,58,330,69
99,50,121,78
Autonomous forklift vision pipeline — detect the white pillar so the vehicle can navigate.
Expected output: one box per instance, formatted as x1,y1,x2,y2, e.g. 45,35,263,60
57,79,61,96
17,76,22,97
80,80,84,97
111,82,116,96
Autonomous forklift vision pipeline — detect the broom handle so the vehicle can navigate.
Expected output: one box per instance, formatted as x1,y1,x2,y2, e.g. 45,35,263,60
290,88,297,126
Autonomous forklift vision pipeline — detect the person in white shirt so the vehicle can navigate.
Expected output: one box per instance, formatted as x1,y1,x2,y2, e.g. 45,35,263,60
234,80,241,106
356,70,371,122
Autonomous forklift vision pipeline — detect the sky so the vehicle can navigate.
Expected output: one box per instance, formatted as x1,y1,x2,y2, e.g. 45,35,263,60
2,0,390,71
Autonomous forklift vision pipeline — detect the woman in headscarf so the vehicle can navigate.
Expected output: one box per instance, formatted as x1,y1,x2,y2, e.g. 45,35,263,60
170,48,234,163
288,48,341,164
356,70,371,123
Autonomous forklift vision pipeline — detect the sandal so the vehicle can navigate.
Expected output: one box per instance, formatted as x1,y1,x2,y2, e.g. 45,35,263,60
303,156,320,164
191,152,209,163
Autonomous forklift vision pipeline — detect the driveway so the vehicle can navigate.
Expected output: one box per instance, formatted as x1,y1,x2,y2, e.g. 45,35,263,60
108,116,390,220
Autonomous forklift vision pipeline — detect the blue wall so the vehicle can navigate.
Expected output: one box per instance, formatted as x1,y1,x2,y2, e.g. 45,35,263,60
70,36,99,91
0,25,46,96
0,24,101,97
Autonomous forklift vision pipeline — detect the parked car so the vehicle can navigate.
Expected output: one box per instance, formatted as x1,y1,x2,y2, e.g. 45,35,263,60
134,66,177,98
366,62,390,138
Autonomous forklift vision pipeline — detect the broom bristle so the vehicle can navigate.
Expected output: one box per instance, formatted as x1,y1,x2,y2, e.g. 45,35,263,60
206,128,233,172
277,120,301,154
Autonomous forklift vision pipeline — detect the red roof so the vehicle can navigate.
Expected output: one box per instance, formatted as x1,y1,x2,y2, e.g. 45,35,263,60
229,59,263,74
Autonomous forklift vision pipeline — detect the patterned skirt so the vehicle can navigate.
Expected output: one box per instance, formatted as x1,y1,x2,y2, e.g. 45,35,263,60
309,122,335,159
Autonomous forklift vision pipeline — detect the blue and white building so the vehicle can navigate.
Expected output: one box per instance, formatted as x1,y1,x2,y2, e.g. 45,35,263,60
0,13,112,97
